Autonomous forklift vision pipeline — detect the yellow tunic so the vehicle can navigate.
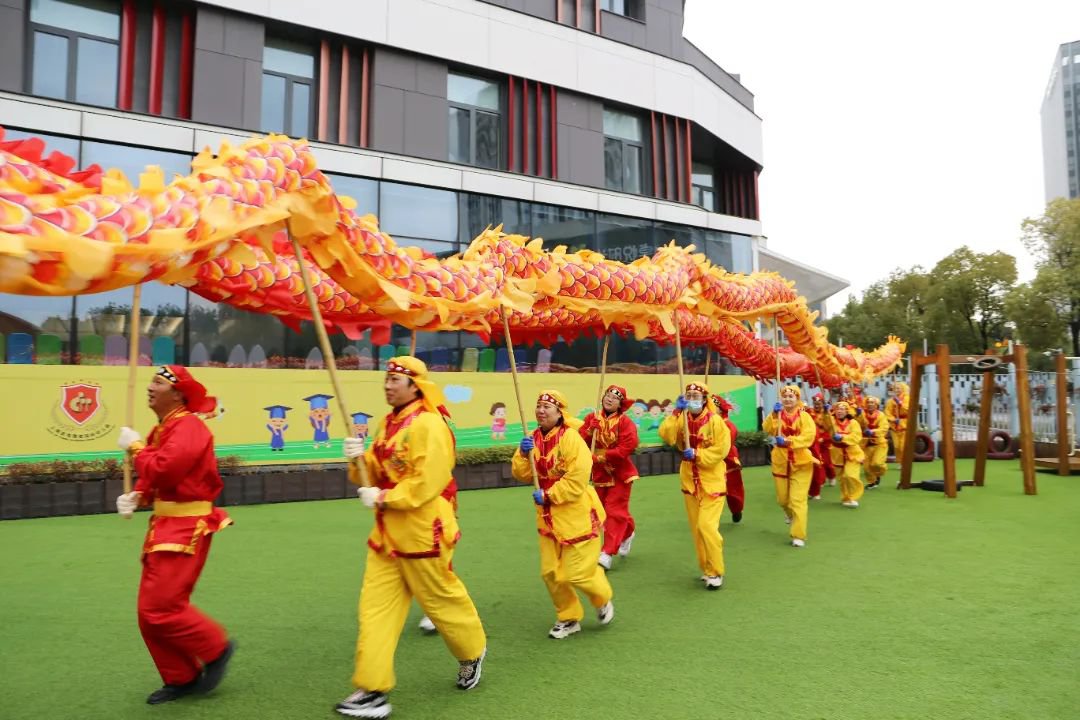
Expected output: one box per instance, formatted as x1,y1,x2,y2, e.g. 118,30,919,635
884,394,910,433
512,424,606,544
762,409,818,476
350,399,460,558
657,409,732,496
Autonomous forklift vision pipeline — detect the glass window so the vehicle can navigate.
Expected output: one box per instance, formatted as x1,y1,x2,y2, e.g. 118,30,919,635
704,231,734,271
80,141,192,181
379,182,458,244
533,204,595,253
262,36,315,137
74,283,187,365
654,222,703,254
263,40,315,79
0,296,75,363
30,0,120,39
448,74,500,111
458,194,532,246
187,294,291,368
596,213,653,262
447,73,501,169
75,37,118,107
31,31,69,99
603,108,644,194
0,129,81,159
600,0,643,19
29,0,120,107
692,162,715,211
325,174,379,217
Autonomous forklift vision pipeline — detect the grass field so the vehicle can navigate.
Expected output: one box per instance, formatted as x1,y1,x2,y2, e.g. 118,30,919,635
2,459,1078,720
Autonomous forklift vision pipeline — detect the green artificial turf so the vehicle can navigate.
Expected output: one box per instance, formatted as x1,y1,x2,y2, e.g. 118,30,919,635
2,459,1078,720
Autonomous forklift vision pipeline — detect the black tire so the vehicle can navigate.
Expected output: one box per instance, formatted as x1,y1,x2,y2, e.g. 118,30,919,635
913,432,935,462
988,430,1014,459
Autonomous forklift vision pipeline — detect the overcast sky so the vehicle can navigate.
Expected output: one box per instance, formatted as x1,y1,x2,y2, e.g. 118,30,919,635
683,0,1080,309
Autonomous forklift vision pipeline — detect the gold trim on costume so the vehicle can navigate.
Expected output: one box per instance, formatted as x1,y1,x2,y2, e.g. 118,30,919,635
152,500,214,517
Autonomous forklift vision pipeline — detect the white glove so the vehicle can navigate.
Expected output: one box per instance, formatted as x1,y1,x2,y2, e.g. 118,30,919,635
357,486,380,508
343,437,365,459
117,426,141,451
116,492,140,518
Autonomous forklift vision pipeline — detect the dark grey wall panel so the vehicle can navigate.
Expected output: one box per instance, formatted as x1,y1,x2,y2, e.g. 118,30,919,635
555,89,604,185
403,92,448,161
191,7,264,129
0,2,25,93
600,13,646,48
416,57,447,98
370,84,405,155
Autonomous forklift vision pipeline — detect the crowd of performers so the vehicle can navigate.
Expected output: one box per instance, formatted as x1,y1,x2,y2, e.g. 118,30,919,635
109,359,909,718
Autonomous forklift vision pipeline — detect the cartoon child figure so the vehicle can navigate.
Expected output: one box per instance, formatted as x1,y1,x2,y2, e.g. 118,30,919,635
661,399,674,419
265,405,291,452
629,401,648,427
490,402,507,440
646,399,663,430
350,411,372,442
303,394,334,448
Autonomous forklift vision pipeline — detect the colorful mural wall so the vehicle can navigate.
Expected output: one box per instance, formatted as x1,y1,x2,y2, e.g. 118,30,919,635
0,366,758,467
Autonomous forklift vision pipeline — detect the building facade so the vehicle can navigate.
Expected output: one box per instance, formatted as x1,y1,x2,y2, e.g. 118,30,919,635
1042,40,1080,202
0,0,841,377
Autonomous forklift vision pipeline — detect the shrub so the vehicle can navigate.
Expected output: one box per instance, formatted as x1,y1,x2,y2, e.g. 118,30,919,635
456,446,517,466
1,458,123,484
735,431,772,449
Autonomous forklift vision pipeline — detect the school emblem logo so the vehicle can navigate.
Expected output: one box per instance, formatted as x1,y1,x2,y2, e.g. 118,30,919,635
48,381,113,441
60,383,101,426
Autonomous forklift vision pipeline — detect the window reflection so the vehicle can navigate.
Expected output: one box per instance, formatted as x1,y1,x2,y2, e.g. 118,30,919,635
75,284,187,366
380,182,458,244
80,141,192,181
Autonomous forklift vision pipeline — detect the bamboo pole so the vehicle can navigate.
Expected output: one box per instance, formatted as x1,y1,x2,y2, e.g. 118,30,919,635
674,314,689,451
288,231,369,487
409,330,417,356
704,349,710,384
590,334,610,454
122,284,143,496
501,308,540,490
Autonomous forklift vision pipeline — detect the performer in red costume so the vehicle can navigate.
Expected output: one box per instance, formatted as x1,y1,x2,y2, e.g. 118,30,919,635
580,385,640,570
115,365,235,705
711,394,744,523
808,393,837,498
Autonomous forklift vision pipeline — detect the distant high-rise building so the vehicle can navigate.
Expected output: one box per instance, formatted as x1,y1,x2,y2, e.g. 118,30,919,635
1042,40,1080,201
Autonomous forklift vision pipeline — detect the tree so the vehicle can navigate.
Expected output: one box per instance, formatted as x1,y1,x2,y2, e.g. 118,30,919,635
1005,274,1068,354
824,268,930,351
1021,197,1080,356
923,247,1016,353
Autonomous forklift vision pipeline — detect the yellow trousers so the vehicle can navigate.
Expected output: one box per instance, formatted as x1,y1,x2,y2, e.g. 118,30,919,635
840,460,864,503
353,547,486,693
539,535,613,622
683,492,726,576
864,444,888,484
891,430,905,462
773,464,813,541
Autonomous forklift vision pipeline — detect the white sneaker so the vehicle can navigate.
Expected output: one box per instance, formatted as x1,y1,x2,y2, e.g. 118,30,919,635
418,615,437,633
811,495,821,501
791,538,806,548
842,500,859,508
336,689,391,718
784,515,792,525
548,620,582,639
703,575,724,590
617,531,636,557
597,601,615,625
598,552,612,570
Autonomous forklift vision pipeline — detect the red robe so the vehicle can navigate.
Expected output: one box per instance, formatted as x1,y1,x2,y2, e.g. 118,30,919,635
132,407,230,686
579,411,639,555
722,417,745,515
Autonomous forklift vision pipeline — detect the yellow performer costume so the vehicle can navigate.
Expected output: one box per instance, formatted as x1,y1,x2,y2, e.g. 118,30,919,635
658,382,731,589
885,382,910,462
337,357,486,718
512,389,614,639
830,401,865,507
762,385,818,547
859,396,889,489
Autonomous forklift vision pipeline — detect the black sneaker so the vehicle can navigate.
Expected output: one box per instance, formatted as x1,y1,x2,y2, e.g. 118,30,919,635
146,676,202,705
732,511,743,523
456,648,486,690
335,689,392,718
195,639,236,695
867,481,880,490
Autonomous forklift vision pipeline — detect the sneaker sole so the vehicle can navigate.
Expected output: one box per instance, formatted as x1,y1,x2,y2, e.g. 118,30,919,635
335,705,392,719
597,605,615,625
548,625,582,640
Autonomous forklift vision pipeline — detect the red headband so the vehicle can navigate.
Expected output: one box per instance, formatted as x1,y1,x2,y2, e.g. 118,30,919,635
157,365,216,414
605,385,633,413
386,360,418,377
538,392,565,408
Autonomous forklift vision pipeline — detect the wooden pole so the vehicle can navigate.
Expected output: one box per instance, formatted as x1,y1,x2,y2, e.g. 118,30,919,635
936,344,957,498
973,369,994,487
1056,352,1070,476
288,231,369,487
501,308,540,490
704,349,710,384
409,330,417,356
899,352,922,489
122,284,143,496
590,334,610,454
674,314,689,451
1014,344,1038,495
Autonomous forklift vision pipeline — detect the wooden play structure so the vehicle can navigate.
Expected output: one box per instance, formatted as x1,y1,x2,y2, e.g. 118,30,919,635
898,344,1037,497
1033,352,1079,475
